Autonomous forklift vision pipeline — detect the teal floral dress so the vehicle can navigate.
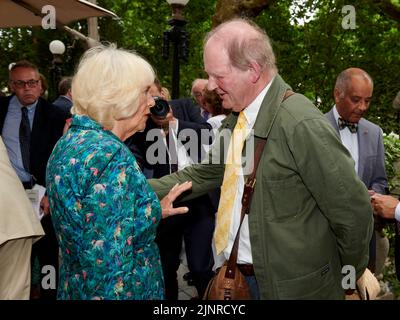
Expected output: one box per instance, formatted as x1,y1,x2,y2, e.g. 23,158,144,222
46,115,164,300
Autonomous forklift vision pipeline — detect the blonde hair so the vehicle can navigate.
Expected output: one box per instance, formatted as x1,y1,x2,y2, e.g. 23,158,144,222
71,44,155,129
161,87,171,100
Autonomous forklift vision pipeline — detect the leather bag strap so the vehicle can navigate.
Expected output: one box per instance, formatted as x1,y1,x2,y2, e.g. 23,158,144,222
224,89,295,279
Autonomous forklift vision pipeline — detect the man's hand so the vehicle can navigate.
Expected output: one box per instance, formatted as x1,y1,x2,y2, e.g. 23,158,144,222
40,195,50,217
371,194,399,219
63,118,72,135
160,181,192,219
356,268,381,300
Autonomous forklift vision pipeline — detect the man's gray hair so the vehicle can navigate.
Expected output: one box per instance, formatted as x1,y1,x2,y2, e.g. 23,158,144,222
58,77,73,96
335,68,373,97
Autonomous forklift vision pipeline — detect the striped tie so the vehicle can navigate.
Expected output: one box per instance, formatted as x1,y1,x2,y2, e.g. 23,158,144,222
215,112,248,254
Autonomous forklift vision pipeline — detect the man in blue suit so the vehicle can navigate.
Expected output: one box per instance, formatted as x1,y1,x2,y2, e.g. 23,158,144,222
325,68,388,274
52,76,73,115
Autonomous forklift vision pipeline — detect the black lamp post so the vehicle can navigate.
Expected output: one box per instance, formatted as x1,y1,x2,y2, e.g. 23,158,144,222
162,0,189,99
49,40,65,101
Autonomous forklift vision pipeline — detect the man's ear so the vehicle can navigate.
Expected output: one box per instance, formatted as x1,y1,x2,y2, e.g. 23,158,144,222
333,88,341,104
8,82,15,93
248,61,262,83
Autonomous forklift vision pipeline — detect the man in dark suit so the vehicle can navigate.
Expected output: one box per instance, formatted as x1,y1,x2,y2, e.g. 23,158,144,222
325,67,388,274
153,98,216,300
0,60,68,299
52,76,73,115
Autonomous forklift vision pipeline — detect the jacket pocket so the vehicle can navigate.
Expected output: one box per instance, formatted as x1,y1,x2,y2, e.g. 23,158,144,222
276,262,341,299
262,174,302,222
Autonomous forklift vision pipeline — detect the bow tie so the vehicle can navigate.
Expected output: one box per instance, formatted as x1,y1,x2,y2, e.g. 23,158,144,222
338,117,358,133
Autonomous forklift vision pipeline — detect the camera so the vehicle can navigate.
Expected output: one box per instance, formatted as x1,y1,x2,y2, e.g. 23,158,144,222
151,96,170,119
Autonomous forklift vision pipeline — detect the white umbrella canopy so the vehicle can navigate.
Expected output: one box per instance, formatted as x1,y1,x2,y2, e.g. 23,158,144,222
0,0,117,28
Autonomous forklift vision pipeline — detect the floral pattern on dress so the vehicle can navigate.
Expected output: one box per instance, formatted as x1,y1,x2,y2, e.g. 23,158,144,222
46,115,164,300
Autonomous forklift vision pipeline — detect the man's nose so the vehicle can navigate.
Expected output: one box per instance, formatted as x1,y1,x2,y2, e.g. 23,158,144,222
359,101,368,112
207,77,218,91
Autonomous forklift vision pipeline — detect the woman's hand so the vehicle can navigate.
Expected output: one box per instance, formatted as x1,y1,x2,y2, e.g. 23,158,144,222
160,181,192,219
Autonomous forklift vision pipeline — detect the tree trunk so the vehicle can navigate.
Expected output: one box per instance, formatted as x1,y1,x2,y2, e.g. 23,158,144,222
212,0,277,27
373,0,400,22
212,0,400,28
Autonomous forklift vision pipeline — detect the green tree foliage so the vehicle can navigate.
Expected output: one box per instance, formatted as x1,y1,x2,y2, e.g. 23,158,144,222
0,25,86,98
254,0,400,133
384,132,400,190
97,0,215,96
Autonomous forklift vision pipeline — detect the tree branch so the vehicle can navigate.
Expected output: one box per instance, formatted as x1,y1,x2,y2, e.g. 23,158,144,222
63,26,100,49
372,0,400,21
212,0,278,27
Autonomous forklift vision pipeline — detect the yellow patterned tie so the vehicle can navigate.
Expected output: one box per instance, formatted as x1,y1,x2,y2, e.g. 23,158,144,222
215,112,248,254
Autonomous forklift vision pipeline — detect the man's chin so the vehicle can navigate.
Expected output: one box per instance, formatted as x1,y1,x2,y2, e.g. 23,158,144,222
350,117,362,123
22,100,36,106
222,100,233,110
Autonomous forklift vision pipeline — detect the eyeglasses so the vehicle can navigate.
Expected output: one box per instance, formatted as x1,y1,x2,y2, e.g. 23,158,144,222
11,79,40,89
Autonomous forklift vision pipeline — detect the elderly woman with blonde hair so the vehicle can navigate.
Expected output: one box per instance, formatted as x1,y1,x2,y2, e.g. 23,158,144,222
46,45,191,300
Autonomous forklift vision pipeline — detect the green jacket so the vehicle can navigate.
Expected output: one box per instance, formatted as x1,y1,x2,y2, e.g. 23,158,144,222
149,75,373,299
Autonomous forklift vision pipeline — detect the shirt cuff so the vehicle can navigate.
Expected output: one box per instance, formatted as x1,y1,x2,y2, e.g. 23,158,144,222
395,203,400,222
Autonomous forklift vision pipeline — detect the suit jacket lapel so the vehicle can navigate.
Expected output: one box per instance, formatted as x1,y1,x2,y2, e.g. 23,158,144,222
30,98,46,157
0,96,12,134
326,108,339,133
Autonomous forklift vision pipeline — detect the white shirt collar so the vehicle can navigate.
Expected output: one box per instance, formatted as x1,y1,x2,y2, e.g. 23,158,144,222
333,104,358,135
11,95,38,111
242,76,275,128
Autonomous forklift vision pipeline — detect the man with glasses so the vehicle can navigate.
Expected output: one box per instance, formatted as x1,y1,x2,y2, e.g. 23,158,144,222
191,79,210,120
0,60,68,300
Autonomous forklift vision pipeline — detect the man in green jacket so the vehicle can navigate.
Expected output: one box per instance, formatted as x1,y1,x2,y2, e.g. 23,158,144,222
149,18,373,299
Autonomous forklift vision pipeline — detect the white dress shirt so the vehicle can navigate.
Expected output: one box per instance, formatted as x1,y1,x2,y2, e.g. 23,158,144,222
159,120,194,173
219,78,274,265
